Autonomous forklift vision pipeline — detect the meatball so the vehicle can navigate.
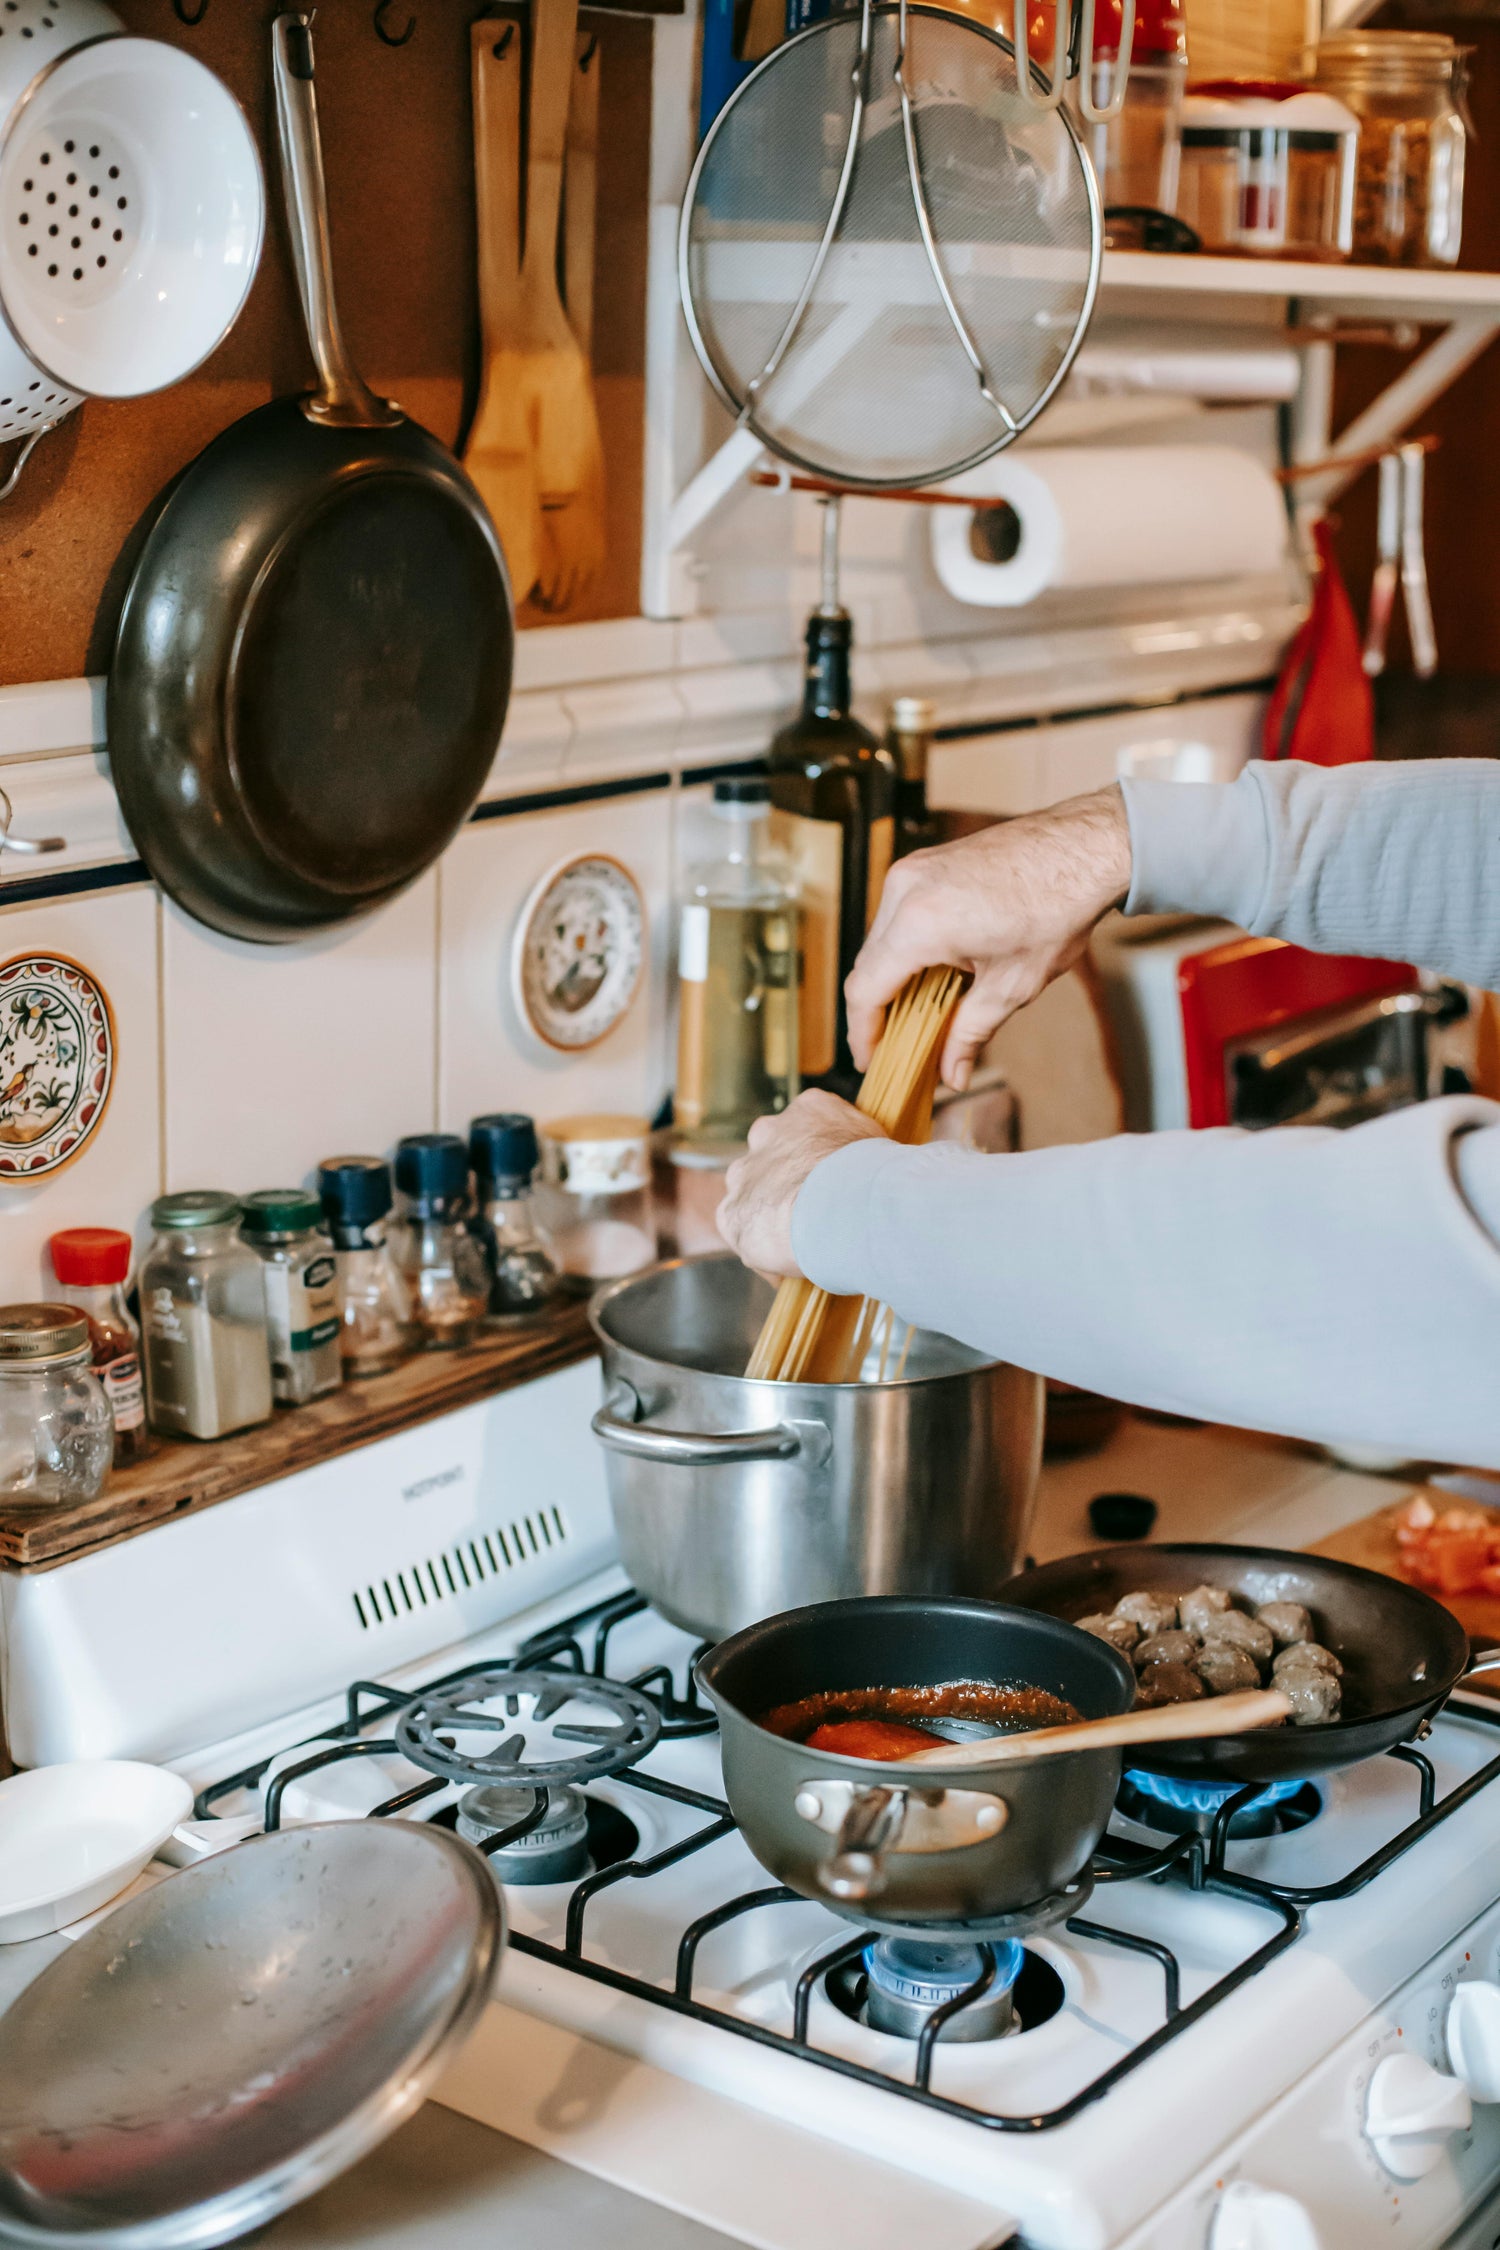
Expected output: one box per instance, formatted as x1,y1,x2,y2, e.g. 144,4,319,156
1078,1612,1140,1655
1272,1641,1343,1681
1200,1610,1275,1668
1195,1640,1262,1696
1178,1584,1234,1635
1134,1630,1200,1672
1113,1591,1178,1637
1256,1601,1315,1648
1134,1661,1207,1708
1281,1669,1342,1726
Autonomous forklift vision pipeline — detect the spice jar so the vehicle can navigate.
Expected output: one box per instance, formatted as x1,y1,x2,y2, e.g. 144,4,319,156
537,1114,657,1292
391,1134,491,1350
140,1194,273,1441
1311,33,1471,268
317,1156,415,1379
1178,85,1357,260
0,1304,113,1508
469,1114,559,1323
47,1228,152,1467
239,1191,343,1406
1073,0,1189,216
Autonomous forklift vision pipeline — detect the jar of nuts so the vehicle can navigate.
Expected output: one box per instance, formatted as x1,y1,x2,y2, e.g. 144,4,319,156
1312,31,1473,268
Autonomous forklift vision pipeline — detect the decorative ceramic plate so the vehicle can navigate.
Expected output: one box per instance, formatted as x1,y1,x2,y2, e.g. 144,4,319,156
512,854,646,1052
0,954,114,1179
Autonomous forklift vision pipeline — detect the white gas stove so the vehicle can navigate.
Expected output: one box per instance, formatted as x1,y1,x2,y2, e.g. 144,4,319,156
8,1370,1500,2250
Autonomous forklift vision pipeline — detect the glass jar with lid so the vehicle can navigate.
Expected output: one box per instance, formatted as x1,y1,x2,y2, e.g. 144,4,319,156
390,1134,492,1350
537,1115,657,1292
239,1190,343,1406
318,1157,415,1378
0,1303,113,1508
469,1114,559,1322
1072,0,1189,217
47,1228,153,1467
1312,32,1472,267
140,1193,273,1442
1177,85,1358,261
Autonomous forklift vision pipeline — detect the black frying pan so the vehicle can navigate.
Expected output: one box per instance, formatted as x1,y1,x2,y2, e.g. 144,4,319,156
106,14,512,945
999,1544,1477,1786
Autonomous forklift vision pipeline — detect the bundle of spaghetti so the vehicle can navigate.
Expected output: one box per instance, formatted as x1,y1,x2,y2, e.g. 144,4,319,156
745,964,967,1384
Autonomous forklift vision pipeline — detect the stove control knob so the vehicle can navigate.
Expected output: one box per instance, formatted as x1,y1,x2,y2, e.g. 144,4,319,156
1365,2051,1473,2178
1207,2181,1322,2249
1447,1981,1500,2103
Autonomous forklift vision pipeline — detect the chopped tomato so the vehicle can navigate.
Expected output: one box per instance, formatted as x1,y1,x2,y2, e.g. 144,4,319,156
1394,1495,1500,1598
804,1718,952,1761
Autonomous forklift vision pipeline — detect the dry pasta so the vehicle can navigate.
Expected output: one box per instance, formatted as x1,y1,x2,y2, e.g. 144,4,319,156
745,965,967,1383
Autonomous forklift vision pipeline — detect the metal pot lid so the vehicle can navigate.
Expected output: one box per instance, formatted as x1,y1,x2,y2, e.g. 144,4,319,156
0,1821,503,2249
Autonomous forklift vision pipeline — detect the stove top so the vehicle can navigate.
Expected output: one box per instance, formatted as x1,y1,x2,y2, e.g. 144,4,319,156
172,1583,1500,2250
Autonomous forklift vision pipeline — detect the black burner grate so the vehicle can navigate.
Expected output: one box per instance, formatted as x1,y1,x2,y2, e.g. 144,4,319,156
194,1587,1500,2136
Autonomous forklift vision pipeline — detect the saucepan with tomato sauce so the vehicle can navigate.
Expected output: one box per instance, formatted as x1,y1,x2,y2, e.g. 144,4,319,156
695,1596,1135,1935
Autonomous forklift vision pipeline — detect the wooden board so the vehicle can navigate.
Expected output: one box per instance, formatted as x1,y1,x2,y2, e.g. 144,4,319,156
0,0,652,683
1310,1492,1500,1650
0,1300,596,1574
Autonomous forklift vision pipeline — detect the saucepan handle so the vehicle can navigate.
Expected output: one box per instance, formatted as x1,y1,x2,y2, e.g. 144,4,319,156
819,1787,907,1902
1462,1646,1500,1682
591,1383,827,1468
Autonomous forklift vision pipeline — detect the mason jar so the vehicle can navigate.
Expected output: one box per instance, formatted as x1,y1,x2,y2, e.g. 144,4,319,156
140,1192,273,1441
1312,31,1472,267
0,1303,113,1507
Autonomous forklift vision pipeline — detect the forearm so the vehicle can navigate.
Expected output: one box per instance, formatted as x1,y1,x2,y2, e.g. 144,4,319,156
792,1098,1500,1468
1122,759,1500,988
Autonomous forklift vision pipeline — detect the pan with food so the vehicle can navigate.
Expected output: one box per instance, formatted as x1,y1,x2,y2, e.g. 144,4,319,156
998,1543,1479,1786
696,1596,1136,1936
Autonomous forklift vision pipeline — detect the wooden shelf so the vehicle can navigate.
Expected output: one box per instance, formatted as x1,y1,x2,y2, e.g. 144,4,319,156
0,1300,597,1575
1099,252,1500,315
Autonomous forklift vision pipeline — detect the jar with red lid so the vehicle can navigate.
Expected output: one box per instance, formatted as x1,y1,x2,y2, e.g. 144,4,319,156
48,1227,154,1466
1020,0,1188,214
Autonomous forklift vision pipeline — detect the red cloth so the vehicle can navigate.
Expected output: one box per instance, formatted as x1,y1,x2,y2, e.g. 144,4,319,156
1261,518,1375,766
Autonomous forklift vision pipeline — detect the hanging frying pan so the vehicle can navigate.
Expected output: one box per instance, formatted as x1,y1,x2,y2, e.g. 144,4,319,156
106,13,512,945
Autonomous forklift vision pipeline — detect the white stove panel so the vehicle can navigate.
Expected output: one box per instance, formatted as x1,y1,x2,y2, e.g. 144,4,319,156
0,1358,614,1767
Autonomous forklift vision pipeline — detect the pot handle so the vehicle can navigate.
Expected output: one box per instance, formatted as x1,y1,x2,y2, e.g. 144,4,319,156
591,1383,826,1468
818,1787,907,1902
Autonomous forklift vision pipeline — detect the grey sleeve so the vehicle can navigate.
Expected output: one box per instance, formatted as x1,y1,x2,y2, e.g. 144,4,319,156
791,1096,1500,1470
1121,759,1500,989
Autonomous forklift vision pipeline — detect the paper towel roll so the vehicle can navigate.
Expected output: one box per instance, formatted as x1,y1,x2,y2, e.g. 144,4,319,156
930,446,1288,609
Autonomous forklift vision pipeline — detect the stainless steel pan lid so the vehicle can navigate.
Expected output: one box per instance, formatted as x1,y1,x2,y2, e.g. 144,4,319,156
0,1821,503,2248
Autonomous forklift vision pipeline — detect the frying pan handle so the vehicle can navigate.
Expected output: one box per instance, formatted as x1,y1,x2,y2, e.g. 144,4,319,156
591,1383,826,1467
271,16,401,431
1462,1647,1500,1683
819,1787,907,1902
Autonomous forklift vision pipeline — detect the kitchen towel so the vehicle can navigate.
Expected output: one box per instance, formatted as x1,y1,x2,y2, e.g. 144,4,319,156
930,444,1288,608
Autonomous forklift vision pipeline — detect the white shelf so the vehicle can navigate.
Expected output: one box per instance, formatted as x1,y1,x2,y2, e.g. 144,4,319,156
1100,250,1500,317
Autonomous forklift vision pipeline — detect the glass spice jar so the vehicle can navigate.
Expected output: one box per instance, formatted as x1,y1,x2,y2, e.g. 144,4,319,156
390,1135,491,1351
536,1115,657,1293
1311,32,1472,268
47,1228,153,1467
317,1156,415,1379
1072,0,1189,216
468,1114,559,1323
239,1191,343,1406
140,1193,274,1442
1177,85,1357,261
0,1303,114,1508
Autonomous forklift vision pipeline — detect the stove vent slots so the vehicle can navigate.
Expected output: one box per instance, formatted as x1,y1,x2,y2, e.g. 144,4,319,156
351,1505,570,1630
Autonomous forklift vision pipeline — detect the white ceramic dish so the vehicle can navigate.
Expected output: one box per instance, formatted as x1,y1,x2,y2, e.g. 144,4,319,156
0,1758,193,1942
0,34,263,398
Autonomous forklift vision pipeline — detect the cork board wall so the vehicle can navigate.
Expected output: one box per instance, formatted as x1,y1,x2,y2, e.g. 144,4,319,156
0,0,654,686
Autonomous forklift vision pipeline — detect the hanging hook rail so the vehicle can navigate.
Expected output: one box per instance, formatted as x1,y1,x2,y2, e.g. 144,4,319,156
1274,430,1440,485
374,0,415,45
748,466,976,508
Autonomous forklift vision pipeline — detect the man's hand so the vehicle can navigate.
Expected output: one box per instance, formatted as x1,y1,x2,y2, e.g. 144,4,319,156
718,1091,887,1280
846,785,1133,1089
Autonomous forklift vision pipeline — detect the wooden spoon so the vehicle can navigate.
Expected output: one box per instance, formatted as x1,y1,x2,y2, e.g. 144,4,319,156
463,13,542,608
898,1689,1293,1772
522,0,606,612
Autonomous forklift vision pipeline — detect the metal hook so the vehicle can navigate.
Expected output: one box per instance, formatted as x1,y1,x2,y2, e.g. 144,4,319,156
374,0,415,45
173,0,209,22
0,424,53,505
0,786,66,863
490,20,514,59
578,31,598,70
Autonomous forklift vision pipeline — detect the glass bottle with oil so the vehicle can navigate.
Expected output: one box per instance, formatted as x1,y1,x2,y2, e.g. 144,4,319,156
675,779,800,1145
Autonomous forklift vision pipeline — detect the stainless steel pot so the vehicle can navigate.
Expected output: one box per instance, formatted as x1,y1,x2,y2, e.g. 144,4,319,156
588,1254,1043,1642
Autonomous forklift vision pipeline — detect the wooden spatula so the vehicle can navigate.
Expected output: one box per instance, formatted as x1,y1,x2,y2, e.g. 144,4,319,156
523,0,606,613
898,1689,1293,1772
463,13,542,608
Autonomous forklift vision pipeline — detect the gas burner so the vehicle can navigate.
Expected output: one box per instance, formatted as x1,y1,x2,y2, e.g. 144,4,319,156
1118,1767,1322,1840
825,1938,1067,2044
851,1870,1092,1945
458,1784,592,1883
394,1667,662,1787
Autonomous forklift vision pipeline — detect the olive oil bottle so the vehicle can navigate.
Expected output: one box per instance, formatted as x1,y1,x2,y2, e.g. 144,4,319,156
768,502,896,1098
675,780,800,1143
